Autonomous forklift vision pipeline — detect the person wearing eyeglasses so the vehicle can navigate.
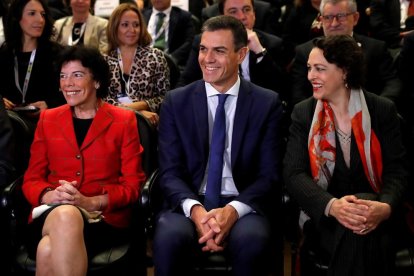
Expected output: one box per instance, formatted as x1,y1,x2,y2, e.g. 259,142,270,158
289,0,402,108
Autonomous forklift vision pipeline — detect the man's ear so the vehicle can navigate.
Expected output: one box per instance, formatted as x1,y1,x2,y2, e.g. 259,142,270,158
238,46,249,64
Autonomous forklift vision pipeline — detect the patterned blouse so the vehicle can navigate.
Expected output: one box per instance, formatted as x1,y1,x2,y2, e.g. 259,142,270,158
105,46,170,112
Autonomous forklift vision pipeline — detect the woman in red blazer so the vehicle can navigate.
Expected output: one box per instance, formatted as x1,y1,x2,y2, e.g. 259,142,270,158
22,45,146,276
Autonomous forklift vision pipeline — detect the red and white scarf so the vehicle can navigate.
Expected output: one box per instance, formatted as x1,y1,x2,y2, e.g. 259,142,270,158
308,89,383,193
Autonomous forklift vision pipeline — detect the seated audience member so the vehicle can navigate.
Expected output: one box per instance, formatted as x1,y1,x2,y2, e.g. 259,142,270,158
0,0,65,120
22,45,146,275
105,3,169,126
284,35,407,275
143,0,195,69
290,0,402,106
370,0,414,49
153,15,283,275
180,0,288,102
201,0,278,35
54,0,108,53
282,0,322,60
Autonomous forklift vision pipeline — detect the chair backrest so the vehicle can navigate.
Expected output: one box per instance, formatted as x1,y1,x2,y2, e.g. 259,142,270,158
135,111,158,178
163,52,181,89
6,111,35,176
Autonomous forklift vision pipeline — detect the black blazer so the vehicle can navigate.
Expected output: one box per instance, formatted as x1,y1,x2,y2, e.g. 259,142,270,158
143,6,195,67
370,0,402,48
201,0,274,33
290,34,402,105
178,31,289,101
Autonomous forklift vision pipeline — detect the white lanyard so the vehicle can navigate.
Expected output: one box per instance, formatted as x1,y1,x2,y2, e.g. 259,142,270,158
116,47,137,95
14,49,36,104
68,23,86,46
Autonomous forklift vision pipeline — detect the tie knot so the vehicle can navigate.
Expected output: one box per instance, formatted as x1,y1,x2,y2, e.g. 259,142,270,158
157,12,166,19
217,94,229,105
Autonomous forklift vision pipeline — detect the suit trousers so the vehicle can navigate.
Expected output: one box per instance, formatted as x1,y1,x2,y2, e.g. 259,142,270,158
153,209,272,276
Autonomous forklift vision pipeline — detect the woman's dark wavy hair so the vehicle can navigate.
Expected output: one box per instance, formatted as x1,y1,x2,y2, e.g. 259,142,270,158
4,0,55,51
56,46,110,99
312,35,365,89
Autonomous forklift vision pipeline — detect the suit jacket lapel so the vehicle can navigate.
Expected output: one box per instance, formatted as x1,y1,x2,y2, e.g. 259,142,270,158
192,81,209,163
231,79,252,167
56,105,79,151
168,9,178,49
83,14,93,46
80,103,113,150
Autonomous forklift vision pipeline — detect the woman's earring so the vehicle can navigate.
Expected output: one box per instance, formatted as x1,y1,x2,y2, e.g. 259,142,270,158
95,83,100,89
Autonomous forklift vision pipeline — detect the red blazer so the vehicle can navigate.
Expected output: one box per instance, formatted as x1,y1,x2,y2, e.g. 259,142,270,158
22,103,146,228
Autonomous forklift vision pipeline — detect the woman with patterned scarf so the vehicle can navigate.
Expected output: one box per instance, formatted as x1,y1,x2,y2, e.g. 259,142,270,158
284,35,407,276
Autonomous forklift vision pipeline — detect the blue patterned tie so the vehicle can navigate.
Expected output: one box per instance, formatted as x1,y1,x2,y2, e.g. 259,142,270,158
204,94,229,210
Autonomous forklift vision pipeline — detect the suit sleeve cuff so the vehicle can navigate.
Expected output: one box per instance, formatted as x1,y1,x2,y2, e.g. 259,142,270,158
181,198,202,217
325,198,337,217
228,200,253,219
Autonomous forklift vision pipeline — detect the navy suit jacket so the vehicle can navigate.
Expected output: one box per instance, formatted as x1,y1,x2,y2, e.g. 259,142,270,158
158,79,283,216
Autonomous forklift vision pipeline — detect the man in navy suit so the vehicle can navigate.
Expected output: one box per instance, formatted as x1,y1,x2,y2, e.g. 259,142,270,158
153,15,283,275
143,0,195,68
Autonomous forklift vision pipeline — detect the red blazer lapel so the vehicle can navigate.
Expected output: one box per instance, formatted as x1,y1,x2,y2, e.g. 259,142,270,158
80,103,113,150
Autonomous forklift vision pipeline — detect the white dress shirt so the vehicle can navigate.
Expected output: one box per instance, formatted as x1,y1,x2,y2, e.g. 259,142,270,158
181,77,253,219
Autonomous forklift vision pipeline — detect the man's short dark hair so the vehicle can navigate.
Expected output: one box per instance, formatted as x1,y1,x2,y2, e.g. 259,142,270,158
218,0,255,15
201,15,248,51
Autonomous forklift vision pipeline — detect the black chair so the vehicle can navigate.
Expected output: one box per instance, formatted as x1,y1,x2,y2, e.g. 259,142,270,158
163,52,181,89
6,111,35,177
0,110,158,275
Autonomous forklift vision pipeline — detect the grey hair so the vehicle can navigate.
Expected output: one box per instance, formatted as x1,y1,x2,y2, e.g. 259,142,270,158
319,0,357,14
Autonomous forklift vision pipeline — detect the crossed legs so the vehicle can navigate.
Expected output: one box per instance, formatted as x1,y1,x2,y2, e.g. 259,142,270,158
35,205,87,276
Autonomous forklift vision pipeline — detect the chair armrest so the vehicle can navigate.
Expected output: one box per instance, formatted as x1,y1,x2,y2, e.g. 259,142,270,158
139,169,160,236
1,175,24,212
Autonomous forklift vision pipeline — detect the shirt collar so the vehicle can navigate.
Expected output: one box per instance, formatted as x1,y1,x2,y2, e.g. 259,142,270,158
205,77,241,98
152,6,172,17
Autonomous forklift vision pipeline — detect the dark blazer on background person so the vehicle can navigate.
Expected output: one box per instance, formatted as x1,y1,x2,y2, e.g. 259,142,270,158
201,0,275,34
370,0,403,49
143,6,195,68
0,42,65,109
284,92,407,271
188,0,207,20
290,34,402,105
158,78,283,216
178,32,288,101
